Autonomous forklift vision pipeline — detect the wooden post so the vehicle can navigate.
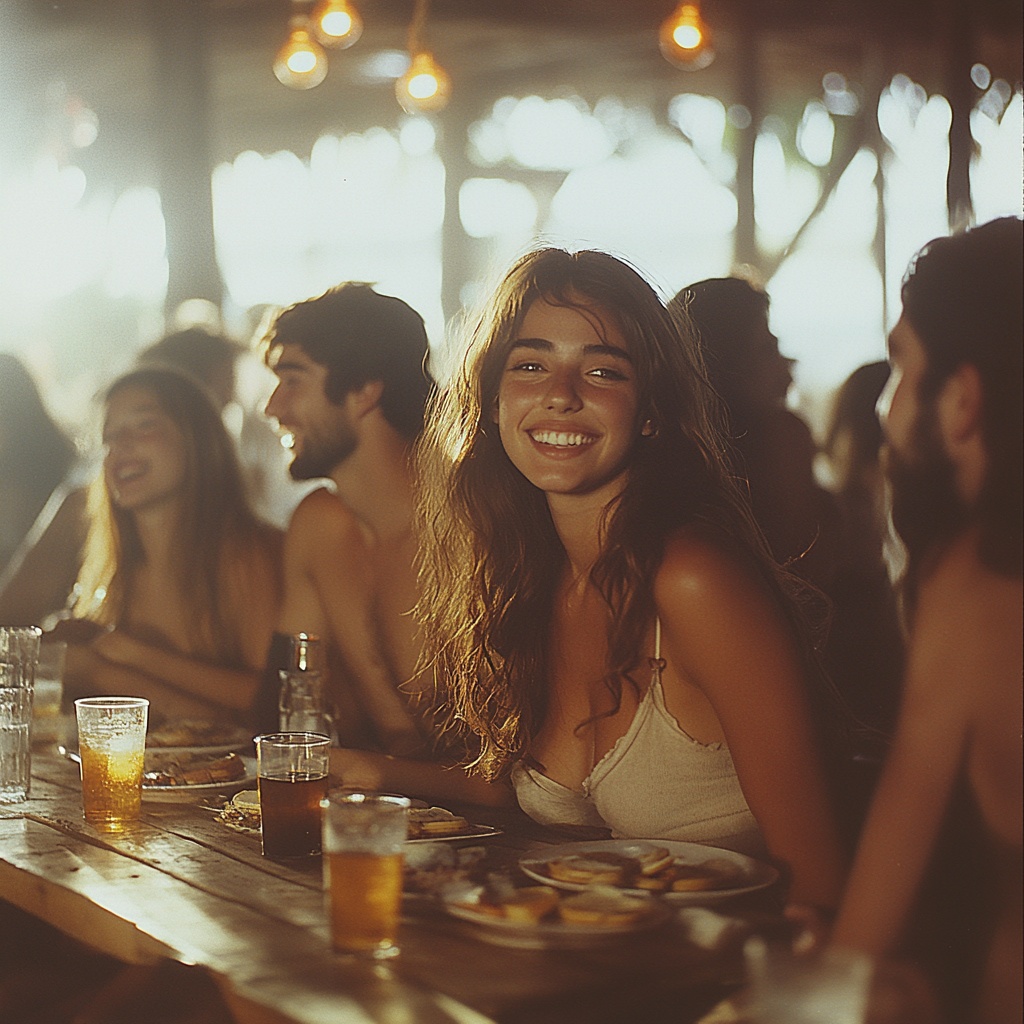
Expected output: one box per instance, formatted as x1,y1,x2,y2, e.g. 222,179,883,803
944,0,975,229
733,0,759,272
146,0,224,316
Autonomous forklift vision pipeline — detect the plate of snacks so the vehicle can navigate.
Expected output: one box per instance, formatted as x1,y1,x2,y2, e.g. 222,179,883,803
142,751,256,802
217,789,262,834
146,720,252,756
405,806,502,843
443,883,671,949
519,840,778,904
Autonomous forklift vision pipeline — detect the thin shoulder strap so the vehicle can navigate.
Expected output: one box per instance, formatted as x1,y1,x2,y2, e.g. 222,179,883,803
655,617,661,661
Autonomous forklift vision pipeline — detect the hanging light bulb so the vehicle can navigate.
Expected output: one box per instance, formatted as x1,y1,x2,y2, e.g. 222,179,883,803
310,0,362,49
395,51,450,114
274,15,329,89
660,3,715,71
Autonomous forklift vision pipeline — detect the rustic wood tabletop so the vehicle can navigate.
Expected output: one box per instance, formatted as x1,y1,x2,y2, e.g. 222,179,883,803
0,750,780,1024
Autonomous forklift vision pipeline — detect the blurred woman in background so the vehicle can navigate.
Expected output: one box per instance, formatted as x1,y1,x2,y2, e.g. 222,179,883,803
62,367,282,726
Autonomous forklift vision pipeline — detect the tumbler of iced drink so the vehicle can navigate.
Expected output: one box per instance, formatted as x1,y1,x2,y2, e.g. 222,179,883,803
322,791,411,958
255,732,330,857
74,697,149,831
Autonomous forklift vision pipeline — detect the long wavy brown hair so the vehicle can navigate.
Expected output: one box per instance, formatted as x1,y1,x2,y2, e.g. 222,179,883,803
416,248,832,781
74,367,278,666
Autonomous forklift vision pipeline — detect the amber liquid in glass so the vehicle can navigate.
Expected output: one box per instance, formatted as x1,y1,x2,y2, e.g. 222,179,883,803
258,772,328,857
326,851,404,955
80,741,144,831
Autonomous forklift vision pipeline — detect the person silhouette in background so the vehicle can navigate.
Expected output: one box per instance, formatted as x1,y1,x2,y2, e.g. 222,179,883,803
830,218,1022,1024
61,367,282,726
823,361,905,747
669,278,842,594
0,355,88,627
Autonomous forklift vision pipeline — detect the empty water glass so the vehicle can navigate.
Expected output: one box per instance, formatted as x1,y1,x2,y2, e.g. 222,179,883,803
744,937,873,1024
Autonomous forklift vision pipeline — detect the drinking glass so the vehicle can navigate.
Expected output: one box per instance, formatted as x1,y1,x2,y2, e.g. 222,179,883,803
75,697,149,831
32,641,67,746
322,791,411,958
0,661,33,803
0,625,42,687
255,732,330,857
744,937,873,1024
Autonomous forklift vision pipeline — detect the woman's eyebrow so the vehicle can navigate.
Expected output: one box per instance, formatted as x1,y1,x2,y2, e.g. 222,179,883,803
509,338,632,363
584,343,632,362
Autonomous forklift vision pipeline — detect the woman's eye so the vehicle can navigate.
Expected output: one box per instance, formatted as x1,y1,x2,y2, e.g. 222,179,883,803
509,360,543,372
588,367,628,381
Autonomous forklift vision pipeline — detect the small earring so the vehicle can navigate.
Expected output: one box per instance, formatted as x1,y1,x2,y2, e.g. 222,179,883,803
641,420,657,437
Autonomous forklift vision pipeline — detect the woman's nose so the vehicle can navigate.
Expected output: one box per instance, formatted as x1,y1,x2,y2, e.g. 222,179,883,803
543,370,583,412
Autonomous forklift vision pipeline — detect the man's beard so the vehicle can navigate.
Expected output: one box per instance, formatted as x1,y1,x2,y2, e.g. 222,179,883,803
288,427,357,480
885,400,971,574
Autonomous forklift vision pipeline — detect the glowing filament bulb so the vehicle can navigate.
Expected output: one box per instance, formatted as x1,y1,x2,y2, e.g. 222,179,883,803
660,3,715,70
396,52,450,113
311,0,363,49
274,19,329,89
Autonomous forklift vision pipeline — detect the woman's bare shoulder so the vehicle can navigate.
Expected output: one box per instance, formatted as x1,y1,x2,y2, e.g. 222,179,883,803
655,522,764,603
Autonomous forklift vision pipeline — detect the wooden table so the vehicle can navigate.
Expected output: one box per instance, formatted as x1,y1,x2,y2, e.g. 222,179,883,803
0,752,763,1024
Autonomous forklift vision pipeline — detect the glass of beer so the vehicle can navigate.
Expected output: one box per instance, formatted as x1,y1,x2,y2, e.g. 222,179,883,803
74,697,149,831
255,732,330,857
323,791,410,958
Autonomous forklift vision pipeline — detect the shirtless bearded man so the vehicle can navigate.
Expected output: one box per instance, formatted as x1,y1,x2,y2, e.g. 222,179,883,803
831,217,1022,1023
258,284,505,805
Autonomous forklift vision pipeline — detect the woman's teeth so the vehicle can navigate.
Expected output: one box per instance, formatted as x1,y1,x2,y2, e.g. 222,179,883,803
529,430,594,448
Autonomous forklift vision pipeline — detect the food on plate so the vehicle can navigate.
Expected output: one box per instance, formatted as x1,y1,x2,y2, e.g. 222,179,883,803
546,852,633,885
455,886,561,924
636,846,675,875
146,720,249,749
557,890,656,927
217,790,261,834
450,884,658,929
670,859,744,892
540,845,748,893
406,806,472,839
144,751,248,787
402,844,487,897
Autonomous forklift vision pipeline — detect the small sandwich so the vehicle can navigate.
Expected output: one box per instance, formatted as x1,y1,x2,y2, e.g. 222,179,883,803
144,752,248,787
453,886,560,924
634,846,675,876
546,852,634,886
218,789,261,833
557,889,654,927
407,806,471,839
670,858,744,892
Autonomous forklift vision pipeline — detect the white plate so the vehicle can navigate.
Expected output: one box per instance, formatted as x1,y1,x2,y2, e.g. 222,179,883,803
145,744,251,761
519,840,778,905
443,898,671,949
143,756,256,802
406,824,503,845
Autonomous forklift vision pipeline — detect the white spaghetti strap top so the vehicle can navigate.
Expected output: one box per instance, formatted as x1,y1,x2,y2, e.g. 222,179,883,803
511,620,766,857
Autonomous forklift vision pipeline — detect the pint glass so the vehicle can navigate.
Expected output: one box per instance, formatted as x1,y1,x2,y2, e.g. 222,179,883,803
74,697,149,831
323,791,410,958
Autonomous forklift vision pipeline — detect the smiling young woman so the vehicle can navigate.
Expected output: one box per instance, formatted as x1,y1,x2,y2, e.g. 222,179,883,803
416,248,848,908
